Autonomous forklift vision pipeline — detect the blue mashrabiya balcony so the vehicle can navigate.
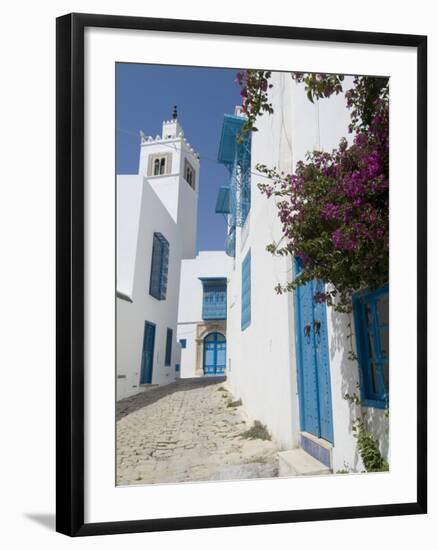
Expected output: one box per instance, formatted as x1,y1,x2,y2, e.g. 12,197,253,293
216,114,251,258
215,184,235,258
217,114,247,167
199,277,227,320
217,114,251,225
215,185,231,215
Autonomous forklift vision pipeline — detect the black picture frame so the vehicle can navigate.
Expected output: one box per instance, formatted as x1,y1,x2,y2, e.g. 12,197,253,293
56,12,427,537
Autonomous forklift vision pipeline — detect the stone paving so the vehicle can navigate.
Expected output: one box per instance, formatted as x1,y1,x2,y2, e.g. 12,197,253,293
116,377,279,485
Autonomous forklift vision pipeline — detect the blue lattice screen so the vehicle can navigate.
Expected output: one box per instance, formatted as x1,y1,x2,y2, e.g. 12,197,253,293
149,232,169,300
200,278,227,320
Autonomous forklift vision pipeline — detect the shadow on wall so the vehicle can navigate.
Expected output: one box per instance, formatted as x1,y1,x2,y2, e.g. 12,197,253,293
329,306,389,470
329,308,362,471
365,405,389,460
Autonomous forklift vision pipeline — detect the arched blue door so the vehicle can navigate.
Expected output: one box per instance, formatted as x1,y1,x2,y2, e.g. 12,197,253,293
203,332,226,376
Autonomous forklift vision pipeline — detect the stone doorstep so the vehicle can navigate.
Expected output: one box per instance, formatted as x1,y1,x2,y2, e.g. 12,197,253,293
278,449,331,477
300,431,333,469
300,431,333,451
138,384,159,393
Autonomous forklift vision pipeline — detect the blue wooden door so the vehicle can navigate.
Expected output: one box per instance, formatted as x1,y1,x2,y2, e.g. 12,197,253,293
203,332,226,376
140,322,156,384
295,271,334,443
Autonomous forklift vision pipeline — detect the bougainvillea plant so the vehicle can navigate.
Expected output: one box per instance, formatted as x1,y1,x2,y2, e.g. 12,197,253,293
236,70,273,138
237,70,389,311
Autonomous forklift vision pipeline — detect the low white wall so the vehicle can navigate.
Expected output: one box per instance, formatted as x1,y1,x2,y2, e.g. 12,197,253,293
176,323,198,378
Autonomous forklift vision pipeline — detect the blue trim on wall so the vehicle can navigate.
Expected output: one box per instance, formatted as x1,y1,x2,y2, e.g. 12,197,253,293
215,186,231,214
241,250,251,330
164,328,173,366
300,435,331,469
353,285,389,409
149,232,169,300
293,261,306,433
140,321,156,384
203,332,226,376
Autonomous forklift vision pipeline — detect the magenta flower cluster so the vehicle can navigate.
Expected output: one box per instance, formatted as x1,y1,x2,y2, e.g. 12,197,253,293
258,90,389,306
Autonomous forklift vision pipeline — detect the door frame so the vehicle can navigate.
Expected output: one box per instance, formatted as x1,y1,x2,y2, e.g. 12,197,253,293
140,321,156,384
293,265,334,443
203,331,226,376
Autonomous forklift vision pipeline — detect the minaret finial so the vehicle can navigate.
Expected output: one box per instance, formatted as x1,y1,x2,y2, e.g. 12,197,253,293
172,105,178,120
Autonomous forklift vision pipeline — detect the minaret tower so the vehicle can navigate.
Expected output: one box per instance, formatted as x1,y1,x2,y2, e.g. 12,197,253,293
138,106,199,259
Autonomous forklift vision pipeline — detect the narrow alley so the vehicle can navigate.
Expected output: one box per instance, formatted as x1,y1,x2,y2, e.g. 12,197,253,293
116,378,279,485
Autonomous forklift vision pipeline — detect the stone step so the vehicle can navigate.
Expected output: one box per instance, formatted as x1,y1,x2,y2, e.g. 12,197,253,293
278,448,331,477
138,384,159,393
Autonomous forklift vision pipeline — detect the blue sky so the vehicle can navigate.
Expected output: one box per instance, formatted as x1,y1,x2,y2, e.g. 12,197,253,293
116,63,242,251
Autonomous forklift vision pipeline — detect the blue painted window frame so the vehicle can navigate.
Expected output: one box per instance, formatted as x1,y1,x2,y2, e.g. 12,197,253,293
200,278,227,320
216,114,251,257
241,250,251,331
140,321,156,385
353,286,389,409
179,338,187,349
149,232,169,300
165,328,173,366
203,332,227,375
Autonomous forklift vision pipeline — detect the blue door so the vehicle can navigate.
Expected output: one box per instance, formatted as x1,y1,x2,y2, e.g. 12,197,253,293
140,321,156,384
203,332,226,376
295,270,334,443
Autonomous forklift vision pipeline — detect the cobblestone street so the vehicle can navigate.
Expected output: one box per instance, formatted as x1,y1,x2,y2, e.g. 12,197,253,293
116,378,279,485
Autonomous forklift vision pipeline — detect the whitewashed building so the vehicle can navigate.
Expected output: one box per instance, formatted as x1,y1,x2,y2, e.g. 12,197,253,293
177,251,232,378
116,110,199,400
217,73,389,474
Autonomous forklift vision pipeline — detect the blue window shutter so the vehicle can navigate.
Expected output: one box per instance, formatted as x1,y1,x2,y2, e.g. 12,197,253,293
149,234,162,298
241,250,251,330
353,286,389,408
179,339,187,349
165,328,173,366
159,235,169,299
140,321,156,384
149,232,169,300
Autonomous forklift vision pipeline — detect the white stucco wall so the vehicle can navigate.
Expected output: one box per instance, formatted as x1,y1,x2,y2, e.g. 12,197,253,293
226,73,302,450
116,176,183,400
177,251,232,378
177,175,198,259
138,126,200,259
116,175,143,299
226,72,388,468
176,323,198,379
327,302,389,471
116,120,201,400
